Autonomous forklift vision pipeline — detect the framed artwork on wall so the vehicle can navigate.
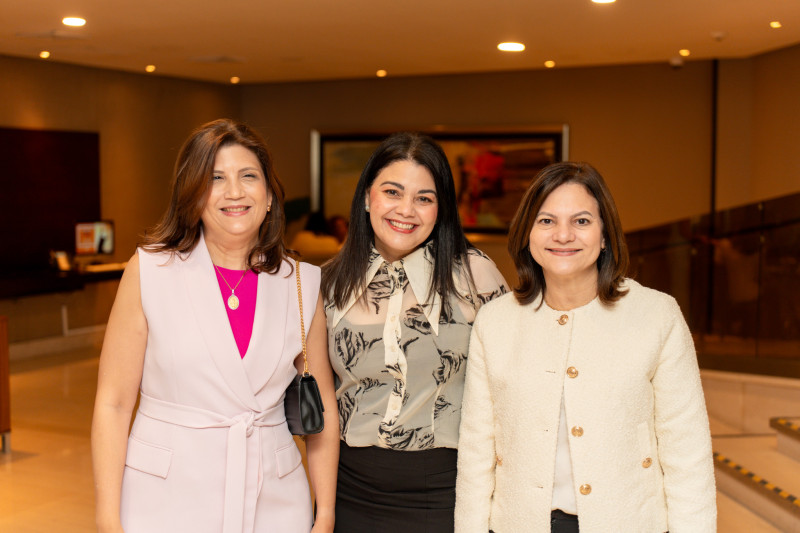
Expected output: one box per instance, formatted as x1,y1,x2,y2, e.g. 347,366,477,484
312,126,568,233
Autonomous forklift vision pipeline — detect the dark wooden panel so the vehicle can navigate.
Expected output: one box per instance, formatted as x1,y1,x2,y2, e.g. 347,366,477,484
0,127,100,272
0,316,10,435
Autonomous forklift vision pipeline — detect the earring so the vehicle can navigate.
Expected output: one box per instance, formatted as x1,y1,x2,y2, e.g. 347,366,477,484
365,204,370,212
267,205,272,213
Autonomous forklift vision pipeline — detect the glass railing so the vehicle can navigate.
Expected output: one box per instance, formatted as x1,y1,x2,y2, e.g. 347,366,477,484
626,192,800,378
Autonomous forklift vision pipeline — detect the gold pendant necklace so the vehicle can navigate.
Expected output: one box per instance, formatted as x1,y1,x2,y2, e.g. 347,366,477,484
214,264,248,310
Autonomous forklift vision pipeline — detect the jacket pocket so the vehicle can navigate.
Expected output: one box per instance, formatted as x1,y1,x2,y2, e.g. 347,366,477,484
125,435,173,479
275,442,303,478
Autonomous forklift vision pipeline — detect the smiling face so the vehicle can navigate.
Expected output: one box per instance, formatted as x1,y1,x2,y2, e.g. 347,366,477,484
201,143,271,248
529,182,605,289
366,159,438,263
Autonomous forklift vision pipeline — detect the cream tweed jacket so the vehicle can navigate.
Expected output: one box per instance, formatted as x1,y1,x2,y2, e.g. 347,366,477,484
454,280,716,533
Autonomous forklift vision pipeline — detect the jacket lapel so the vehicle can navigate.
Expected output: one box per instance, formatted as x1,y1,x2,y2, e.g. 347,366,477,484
182,235,260,411
242,260,289,401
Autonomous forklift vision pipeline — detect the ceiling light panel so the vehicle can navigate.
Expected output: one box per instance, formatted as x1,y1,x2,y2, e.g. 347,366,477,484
498,42,525,52
62,17,86,27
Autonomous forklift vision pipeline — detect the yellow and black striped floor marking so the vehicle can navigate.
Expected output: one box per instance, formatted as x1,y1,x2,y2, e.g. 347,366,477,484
714,451,800,514
771,417,800,435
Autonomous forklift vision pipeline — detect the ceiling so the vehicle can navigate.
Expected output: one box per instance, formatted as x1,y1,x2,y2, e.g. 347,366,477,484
2,0,800,84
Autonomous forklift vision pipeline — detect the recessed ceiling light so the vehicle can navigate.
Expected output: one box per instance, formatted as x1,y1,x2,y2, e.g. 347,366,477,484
498,42,525,52
376,69,387,78
544,60,556,68
145,65,156,73
230,76,241,84
770,21,782,29
679,49,691,57
39,51,51,59
592,0,616,4
62,17,86,27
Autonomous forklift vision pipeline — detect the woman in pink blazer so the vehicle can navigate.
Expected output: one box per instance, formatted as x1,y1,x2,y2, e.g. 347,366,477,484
91,119,339,532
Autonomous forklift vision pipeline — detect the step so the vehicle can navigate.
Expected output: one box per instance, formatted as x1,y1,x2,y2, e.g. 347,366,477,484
771,417,800,463
717,491,782,532
714,435,800,532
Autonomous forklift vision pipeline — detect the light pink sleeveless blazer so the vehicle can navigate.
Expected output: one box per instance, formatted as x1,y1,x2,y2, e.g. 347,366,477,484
120,235,317,533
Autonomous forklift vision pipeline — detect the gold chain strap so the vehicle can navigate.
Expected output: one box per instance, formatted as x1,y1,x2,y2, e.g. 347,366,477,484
294,259,309,375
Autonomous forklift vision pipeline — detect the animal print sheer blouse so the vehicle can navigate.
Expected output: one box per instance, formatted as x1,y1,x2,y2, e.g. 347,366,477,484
326,243,508,450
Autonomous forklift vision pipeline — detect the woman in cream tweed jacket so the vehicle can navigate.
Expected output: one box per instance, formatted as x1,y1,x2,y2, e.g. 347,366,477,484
454,162,715,533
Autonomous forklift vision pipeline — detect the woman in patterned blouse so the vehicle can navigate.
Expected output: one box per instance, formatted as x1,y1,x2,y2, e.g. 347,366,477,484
321,132,508,532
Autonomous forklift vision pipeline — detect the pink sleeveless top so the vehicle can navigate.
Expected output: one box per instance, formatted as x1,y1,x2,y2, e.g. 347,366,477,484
213,266,258,358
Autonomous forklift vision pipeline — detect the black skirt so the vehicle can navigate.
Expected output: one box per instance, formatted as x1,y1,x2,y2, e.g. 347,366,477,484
334,441,457,533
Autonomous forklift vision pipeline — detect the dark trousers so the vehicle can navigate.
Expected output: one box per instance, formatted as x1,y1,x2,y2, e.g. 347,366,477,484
551,509,579,533
334,441,457,533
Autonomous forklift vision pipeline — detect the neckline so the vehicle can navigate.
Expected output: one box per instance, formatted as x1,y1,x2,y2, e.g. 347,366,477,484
215,265,249,273
542,294,599,313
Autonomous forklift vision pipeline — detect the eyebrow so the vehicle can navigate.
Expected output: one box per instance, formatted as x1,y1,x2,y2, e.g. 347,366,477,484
537,210,595,218
213,167,261,173
379,180,437,196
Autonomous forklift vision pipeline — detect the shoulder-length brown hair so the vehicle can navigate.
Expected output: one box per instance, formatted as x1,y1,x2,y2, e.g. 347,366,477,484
507,161,629,306
141,118,289,273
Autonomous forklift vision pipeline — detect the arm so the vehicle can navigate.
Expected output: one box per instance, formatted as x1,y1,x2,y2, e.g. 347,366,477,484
454,319,497,533
299,292,339,533
91,253,148,532
652,299,716,532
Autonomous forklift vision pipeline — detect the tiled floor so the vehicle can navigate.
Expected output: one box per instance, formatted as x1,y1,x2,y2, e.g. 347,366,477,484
1,349,97,532
0,347,794,532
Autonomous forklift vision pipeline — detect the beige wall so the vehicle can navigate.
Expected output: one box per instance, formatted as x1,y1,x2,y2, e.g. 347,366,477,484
243,61,714,232
716,45,800,210
750,44,800,202
2,43,799,345
0,54,241,262
3,44,797,258
245,43,800,229
0,55,240,343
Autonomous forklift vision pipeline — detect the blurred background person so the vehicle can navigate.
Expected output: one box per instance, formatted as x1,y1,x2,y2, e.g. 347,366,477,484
290,211,343,262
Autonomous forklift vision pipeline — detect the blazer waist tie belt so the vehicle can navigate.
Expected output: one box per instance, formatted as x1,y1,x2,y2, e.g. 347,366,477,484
138,392,286,533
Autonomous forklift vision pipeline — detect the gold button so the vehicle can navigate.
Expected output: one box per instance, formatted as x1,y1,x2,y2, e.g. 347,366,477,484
642,457,652,468
579,484,592,495
566,366,579,378
496,456,503,466
571,426,584,437
558,314,568,325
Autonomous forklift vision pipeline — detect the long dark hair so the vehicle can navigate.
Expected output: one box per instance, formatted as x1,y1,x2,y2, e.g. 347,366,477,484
322,132,473,309
507,161,629,306
141,118,289,273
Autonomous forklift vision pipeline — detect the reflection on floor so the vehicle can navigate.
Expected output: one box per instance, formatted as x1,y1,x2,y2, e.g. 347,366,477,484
1,349,97,532
0,347,792,532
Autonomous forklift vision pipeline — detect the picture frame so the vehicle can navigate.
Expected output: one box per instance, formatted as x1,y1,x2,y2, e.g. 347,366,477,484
311,126,568,233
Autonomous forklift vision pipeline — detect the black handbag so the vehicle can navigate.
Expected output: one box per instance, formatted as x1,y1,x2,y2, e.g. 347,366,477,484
284,260,325,435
